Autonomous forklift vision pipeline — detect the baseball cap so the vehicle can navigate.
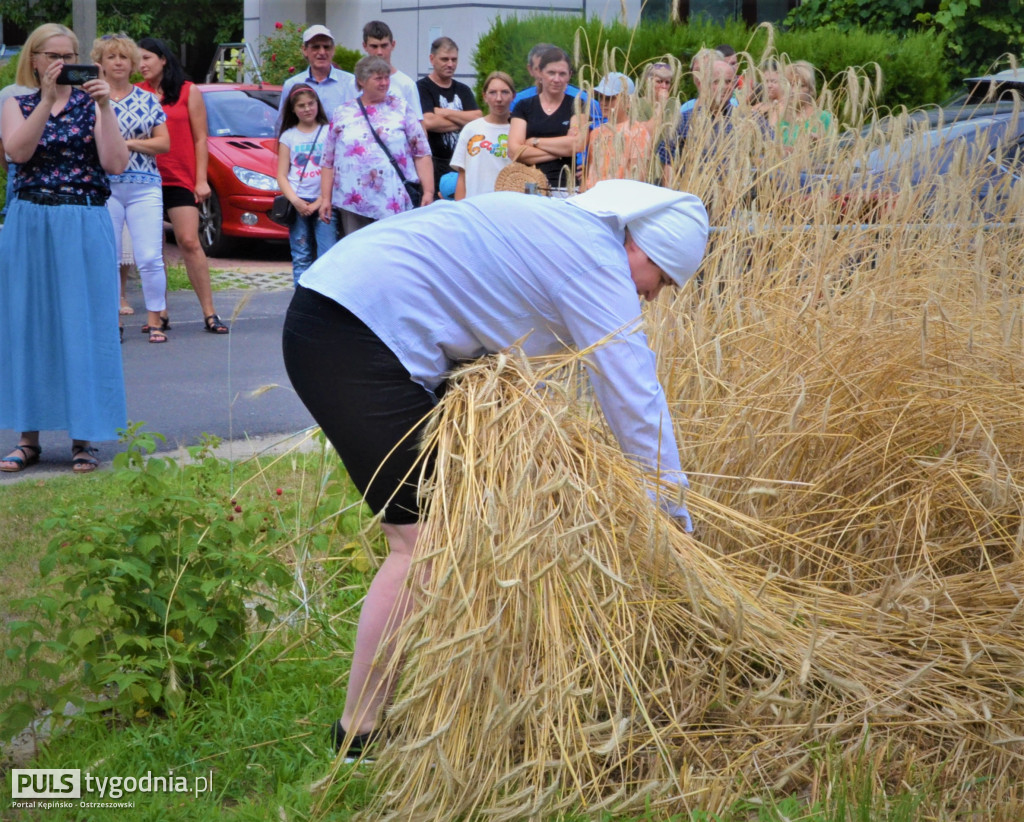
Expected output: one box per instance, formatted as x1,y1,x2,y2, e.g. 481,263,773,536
594,72,635,97
303,25,334,44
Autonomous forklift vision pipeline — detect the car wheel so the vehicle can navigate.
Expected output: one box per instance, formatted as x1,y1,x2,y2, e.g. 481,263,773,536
197,189,236,257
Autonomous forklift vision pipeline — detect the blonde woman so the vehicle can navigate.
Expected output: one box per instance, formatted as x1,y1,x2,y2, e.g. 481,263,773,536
779,61,832,145
93,33,171,343
0,23,129,473
760,60,833,147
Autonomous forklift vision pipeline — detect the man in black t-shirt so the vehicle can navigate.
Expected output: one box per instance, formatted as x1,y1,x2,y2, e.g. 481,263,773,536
417,37,481,197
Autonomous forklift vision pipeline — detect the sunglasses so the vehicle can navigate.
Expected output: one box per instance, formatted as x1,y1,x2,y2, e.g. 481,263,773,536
101,32,130,40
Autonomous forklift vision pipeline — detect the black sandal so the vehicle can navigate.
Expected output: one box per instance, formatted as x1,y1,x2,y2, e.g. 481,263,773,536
0,444,41,473
140,316,171,333
204,314,229,334
71,444,100,474
329,720,378,762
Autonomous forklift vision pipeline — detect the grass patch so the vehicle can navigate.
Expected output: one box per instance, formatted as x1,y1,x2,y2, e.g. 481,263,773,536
163,262,232,292
0,429,936,822
0,428,948,821
13,649,361,820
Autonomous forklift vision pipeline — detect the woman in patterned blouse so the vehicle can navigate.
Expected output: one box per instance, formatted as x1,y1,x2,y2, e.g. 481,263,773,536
93,33,171,343
318,55,433,237
0,23,129,474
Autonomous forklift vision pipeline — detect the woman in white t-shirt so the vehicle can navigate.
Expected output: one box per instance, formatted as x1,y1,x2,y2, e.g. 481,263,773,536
276,84,337,284
450,71,515,200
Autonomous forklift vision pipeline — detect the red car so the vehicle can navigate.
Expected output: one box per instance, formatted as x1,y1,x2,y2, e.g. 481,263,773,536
197,83,287,255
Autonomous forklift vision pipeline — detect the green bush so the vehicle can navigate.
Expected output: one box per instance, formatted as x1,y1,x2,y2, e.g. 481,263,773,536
0,426,296,738
772,26,951,112
784,0,1024,80
257,20,362,86
471,13,952,111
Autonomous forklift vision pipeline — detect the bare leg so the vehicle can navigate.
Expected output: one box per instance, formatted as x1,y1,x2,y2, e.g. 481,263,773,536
166,204,217,320
340,521,420,735
118,263,134,314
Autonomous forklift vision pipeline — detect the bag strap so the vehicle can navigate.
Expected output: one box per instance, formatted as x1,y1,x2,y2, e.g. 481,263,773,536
357,97,410,184
511,144,531,163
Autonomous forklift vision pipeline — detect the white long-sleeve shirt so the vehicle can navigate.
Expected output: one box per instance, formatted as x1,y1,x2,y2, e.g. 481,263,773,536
300,192,691,526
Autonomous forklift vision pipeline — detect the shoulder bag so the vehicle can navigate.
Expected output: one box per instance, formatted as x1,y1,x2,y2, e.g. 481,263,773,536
357,97,423,208
270,125,323,226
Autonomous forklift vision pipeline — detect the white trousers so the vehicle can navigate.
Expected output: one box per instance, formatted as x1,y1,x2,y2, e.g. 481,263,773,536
107,182,167,312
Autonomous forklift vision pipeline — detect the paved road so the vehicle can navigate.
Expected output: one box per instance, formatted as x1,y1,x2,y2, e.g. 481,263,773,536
0,280,318,482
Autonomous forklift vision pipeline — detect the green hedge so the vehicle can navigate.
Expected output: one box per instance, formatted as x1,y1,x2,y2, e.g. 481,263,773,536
471,14,952,113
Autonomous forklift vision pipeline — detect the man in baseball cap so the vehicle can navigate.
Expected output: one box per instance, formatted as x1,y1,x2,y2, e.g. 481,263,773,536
277,24,357,127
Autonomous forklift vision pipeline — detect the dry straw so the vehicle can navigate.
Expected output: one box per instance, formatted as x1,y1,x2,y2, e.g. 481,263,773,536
313,54,1024,820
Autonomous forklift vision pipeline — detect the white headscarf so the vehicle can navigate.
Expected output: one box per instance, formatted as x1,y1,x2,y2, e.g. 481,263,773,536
567,180,709,287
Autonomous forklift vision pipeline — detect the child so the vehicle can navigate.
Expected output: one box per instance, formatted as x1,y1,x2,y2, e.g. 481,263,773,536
450,71,515,199
276,84,337,284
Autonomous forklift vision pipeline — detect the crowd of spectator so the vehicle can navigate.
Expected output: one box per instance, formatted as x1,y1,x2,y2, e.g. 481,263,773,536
0,18,832,474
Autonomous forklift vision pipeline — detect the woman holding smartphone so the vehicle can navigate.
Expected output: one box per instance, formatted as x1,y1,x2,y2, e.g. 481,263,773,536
0,23,129,473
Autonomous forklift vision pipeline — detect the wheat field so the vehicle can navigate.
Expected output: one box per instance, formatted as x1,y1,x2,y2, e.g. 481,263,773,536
312,56,1024,820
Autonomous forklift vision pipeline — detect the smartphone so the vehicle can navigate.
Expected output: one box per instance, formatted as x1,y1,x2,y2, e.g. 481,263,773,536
56,64,99,85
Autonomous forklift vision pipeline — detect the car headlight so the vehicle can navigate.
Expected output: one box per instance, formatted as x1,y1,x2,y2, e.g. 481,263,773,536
233,166,278,191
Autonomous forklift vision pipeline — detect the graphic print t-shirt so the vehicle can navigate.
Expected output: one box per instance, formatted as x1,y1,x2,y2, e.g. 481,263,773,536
279,125,327,200
417,76,479,162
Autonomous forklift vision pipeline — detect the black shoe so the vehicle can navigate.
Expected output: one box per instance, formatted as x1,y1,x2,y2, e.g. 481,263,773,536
329,720,377,763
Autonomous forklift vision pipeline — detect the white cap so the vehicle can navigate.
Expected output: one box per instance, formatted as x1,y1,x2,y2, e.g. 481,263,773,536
302,25,334,44
594,72,635,96
568,180,709,287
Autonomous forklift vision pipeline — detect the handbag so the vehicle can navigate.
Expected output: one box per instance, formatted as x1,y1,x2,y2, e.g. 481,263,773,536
269,125,324,226
269,195,295,226
494,145,549,195
358,98,423,208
